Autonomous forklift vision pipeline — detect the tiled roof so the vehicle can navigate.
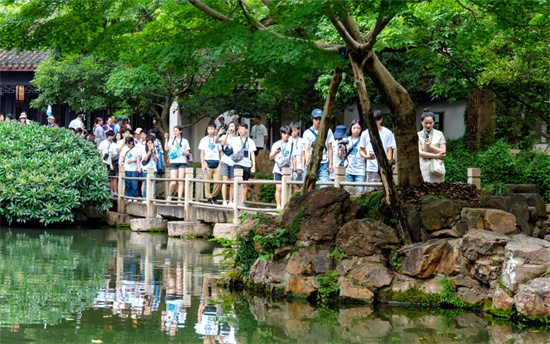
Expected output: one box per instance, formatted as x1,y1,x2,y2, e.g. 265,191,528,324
0,49,47,71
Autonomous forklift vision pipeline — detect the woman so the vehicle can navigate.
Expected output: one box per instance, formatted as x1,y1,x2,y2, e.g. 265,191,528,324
120,137,141,199
102,116,114,132
19,113,28,124
114,131,123,143
418,109,446,183
0,114,4,122
93,117,106,146
47,115,58,127
340,120,366,190
217,121,237,206
164,125,190,201
140,135,158,199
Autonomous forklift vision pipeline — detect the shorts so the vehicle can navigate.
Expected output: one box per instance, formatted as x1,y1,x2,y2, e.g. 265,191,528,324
108,161,119,176
169,162,187,170
292,169,303,181
274,172,282,181
221,162,234,178
234,165,251,180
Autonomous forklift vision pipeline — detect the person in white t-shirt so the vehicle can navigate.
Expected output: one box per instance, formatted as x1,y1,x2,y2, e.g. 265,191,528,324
340,120,366,190
270,125,299,210
250,115,268,156
359,110,396,192
218,121,238,206
68,114,85,130
289,122,305,188
164,125,190,201
230,123,256,206
119,137,141,198
302,109,334,188
199,123,223,204
140,135,158,199
98,130,117,194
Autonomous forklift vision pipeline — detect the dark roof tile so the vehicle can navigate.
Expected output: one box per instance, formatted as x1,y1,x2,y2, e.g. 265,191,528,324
0,49,47,70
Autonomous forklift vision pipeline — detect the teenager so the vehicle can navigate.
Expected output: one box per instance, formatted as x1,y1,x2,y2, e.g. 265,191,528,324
164,125,190,201
98,131,116,194
218,121,237,206
230,123,256,206
93,117,106,146
251,115,268,156
302,109,334,188
140,135,158,199
289,122,305,188
270,125,299,210
199,123,223,204
340,120,366,190
120,137,141,199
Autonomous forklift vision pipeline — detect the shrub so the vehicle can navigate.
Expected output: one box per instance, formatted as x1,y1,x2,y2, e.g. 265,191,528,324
0,122,111,225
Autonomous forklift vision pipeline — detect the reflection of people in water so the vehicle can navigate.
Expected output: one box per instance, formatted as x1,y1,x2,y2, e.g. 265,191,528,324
162,262,187,336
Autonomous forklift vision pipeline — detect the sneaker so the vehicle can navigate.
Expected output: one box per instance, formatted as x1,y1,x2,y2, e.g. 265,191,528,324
277,205,282,210
228,202,234,206
222,201,227,206
242,202,246,207
207,199,213,204
212,198,219,205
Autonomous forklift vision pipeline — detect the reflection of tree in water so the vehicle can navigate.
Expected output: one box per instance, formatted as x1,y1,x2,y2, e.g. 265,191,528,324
0,232,110,327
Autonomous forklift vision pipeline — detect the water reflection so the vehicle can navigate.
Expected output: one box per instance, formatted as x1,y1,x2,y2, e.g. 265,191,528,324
0,229,547,344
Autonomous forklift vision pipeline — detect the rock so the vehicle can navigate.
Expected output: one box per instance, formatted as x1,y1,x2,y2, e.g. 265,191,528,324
460,208,516,234
339,277,375,302
431,229,462,238
287,247,333,276
336,256,386,276
344,186,370,201
492,286,514,310
282,187,357,243
213,223,240,240
515,193,547,218
545,234,550,241
501,235,550,292
532,226,541,239
106,211,131,227
274,246,292,260
480,195,508,211
505,184,540,194
420,196,463,232
249,259,287,285
461,229,511,284
126,202,155,218
285,275,319,298
506,196,531,235
397,239,460,278
403,204,422,242
195,206,234,223
514,278,550,317
336,218,400,257
167,221,212,236
348,263,394,288
129,218,167,232
455,285,488,304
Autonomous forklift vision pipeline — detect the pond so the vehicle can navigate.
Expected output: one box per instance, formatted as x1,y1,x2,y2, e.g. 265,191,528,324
0,228,547,344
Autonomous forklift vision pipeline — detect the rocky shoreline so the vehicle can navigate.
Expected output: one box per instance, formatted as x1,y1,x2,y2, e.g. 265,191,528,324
219,186,550,324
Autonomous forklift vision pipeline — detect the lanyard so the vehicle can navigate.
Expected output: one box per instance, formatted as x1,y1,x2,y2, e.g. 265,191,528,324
240,137,248,149
281,141,288,154
351,137,359,153
209,136,214,148
423,129,433,145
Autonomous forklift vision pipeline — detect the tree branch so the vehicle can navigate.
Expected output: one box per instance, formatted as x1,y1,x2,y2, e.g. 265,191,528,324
329,17,364,52
180,115,210,129
364,15,395,50
455,0,477,22
238,0,261,29
341,15,362,42
188,0,234,22
260,0,271,9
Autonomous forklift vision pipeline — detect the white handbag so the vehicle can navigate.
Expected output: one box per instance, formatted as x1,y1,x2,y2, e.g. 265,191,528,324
430,158,446,177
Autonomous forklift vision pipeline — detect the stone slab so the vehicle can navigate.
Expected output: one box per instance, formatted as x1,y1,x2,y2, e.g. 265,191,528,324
88,206,106,220
156,204,185,219
106,211,131,227
127,201,155,218
130,218,167,232
168,221,212,237
196,206,234,224
213,223,240,240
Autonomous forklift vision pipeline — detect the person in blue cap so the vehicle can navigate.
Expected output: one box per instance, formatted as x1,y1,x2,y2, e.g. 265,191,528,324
114,116,124,134
330,124,347,181
302,109,334,188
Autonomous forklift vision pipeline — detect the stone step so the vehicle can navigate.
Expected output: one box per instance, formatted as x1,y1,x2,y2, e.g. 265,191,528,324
167,221,212,237
130,218,167,232
213,223,240,240
106,211,132,227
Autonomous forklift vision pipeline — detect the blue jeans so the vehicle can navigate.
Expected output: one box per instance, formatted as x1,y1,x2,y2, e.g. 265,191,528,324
125,171,139,198
143,171,157,199
345,173,365,191
304,162,330,189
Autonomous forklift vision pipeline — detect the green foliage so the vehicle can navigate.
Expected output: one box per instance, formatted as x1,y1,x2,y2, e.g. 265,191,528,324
482,182,511,197
315,271,340,305
444,136,480,183
391,251,402,270
251,172,276,204
0,122,111,225
234,229,260,277
354,191,393,224
327,248,345,261
437,276,467,309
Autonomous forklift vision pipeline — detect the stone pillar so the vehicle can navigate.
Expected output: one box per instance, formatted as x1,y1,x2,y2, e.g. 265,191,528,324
118,166,126,213
145,167,155,218
195,167,204,202
184,167,195,221
393,163,399,185
468,168,481,189
281,167,292,208
233,168,244,224
334,166,346,188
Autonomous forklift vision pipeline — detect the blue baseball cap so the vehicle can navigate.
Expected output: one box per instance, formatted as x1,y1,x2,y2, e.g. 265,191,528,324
334,125,347,139
311,109,323,118
117,116,124,121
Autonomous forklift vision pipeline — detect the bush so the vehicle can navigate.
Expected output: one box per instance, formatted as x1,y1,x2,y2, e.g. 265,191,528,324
0,122,111,225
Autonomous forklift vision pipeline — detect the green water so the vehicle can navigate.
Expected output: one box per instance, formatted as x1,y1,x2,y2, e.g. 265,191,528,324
0,228,547,344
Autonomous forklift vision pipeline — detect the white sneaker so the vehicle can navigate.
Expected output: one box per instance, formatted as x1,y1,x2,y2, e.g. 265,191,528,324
228,202,234,206
222,201,227,206
277,205,282,210
167,196,172,201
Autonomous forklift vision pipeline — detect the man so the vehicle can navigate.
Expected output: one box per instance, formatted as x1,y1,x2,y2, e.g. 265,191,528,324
302,109,334,188
216,115,228,135
69,114,85,130
359,110,396,192
230,123,257,206
270,125,299,210
114,116,123,134
199,123,223,204
99,131,117,194
134,128,144,147
250,115,268,156
289,121,305,191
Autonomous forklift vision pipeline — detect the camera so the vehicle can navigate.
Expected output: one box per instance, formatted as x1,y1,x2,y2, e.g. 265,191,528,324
229,128,234,133
338,138,349,148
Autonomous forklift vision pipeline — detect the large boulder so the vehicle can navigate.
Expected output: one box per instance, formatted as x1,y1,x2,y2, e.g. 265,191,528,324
419,196,464,232
285,276,319,298
397,239,461,278
492,285,514,310
515,193,547,218
514,278,550,317
282,187,357,243
505,184,540,194
403,204,422,242
335,219,400,257
460,229,511,284
348,263,394,288
501,235,550,293
249,258,287,285
286,247,334,276
480,195,532,235
460,208,516,235
339,277,375,303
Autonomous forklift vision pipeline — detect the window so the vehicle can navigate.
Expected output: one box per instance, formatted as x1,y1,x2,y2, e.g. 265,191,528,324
433,112,443,132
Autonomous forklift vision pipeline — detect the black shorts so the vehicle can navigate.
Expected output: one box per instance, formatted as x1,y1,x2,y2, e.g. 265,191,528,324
234,165,251,180
108,161,119,176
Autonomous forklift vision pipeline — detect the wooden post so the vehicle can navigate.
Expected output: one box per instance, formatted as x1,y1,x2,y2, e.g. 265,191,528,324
165,175,170,200
393,163,399,185
233,168,244,224
118,166,126,213
184,167,195,221
195,167,204,202
145,167,155,218
334,166,346,188
468,168,481,189
281,167,292,208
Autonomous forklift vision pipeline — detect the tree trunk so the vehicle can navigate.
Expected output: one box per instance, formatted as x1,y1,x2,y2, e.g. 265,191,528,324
156,98,172,139
467,88,495,152
362,52,423,188
349,53,411,244
302,68,343,194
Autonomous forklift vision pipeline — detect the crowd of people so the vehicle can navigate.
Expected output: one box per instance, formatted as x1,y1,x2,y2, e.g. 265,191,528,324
0,108,446,209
